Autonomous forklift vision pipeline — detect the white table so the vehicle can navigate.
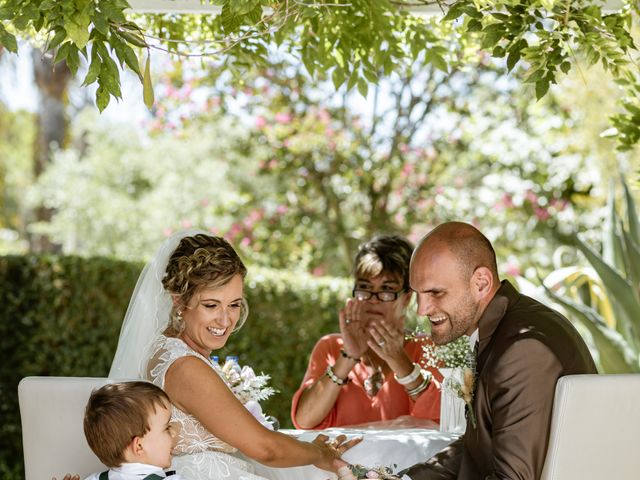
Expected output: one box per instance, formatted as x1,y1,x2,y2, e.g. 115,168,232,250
250,427,459,479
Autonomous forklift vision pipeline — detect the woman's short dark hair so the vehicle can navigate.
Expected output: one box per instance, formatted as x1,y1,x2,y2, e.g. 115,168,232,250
353,234,414,290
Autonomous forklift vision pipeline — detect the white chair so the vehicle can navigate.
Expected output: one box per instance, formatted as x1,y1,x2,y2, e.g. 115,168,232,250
541,373,640,480
18,376,115,480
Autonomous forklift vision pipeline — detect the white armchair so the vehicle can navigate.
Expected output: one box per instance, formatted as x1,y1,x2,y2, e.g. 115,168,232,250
18,376,115,480
541,373,640,480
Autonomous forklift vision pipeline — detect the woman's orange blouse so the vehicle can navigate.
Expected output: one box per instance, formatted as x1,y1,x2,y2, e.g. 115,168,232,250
291,333,442,429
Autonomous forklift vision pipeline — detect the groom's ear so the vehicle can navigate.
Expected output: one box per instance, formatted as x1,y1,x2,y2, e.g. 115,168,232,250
471,266,493,299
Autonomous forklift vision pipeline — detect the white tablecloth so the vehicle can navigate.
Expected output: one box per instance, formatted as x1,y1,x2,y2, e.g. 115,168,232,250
250,427,459,479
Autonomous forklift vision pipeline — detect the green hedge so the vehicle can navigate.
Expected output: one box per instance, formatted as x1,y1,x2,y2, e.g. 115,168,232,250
0,255,349,480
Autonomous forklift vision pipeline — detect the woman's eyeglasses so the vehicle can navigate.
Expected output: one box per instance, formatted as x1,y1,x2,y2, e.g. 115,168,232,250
352,288,402,302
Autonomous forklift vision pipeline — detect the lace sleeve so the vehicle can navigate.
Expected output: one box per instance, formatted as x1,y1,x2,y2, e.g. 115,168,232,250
146,335,206,388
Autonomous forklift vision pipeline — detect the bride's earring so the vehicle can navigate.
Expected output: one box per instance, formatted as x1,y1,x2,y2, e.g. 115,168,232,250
173,309,184,334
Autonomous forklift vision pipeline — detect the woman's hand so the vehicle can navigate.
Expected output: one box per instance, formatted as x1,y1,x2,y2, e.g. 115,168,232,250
339,298,369,358
311,433,362,472
52,475,79,480
367,320,412,376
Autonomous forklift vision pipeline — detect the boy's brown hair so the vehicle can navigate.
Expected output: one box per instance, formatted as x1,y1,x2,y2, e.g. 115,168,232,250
83,381,171,468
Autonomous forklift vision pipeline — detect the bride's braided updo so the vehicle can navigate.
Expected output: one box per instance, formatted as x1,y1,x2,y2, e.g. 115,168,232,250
162,234,248,335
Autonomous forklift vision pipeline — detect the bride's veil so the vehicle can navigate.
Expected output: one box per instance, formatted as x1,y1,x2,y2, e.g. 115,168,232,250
109,228,208,379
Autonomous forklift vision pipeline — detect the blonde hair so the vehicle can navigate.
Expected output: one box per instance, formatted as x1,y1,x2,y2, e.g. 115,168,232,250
162,234,248,335
83,381,170,468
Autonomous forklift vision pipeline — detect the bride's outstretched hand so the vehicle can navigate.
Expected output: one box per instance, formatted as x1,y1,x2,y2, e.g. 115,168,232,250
312,433,362,472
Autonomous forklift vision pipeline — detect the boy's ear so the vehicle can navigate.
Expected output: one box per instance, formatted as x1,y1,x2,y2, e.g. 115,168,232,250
131,436,145,456
122,435,145,464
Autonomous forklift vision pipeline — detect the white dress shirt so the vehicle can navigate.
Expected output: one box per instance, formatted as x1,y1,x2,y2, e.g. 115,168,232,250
84,462,182,480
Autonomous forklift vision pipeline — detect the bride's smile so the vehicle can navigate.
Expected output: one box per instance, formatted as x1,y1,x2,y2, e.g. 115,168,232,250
179,274,245,356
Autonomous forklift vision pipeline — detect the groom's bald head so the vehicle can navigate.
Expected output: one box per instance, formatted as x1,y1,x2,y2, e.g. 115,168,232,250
413,222,499,283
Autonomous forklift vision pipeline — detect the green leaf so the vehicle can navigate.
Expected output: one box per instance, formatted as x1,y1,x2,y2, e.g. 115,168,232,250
54,42,71,63
535,79,550,100
95,84,110,112
0,25,18,53
66,11,91,49
346,69,358,91
443,3,465,22
117,29,147,49
143,53,154,109
356,77,368,97
602,181,624,269
467,19,482,33
93,11,109,36
66,45,80,75
363,68,377,83
430,52,448,73
83,49,101,86
331,67,343,90
506,49,521,72
622,178,640,244
492,45,505,58
545,286,639,373
573,233,640,347
47,29,67,51
559,61,571,74
121,44,142,80
621,227,640,295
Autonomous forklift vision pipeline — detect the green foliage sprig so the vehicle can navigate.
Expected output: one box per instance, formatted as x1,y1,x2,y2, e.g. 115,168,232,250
0,0,151,111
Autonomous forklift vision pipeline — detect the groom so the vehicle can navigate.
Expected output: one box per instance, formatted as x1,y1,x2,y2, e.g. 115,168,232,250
401,222,596,480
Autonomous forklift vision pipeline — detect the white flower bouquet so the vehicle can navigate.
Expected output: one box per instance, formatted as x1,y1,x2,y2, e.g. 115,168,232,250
217,357,278,429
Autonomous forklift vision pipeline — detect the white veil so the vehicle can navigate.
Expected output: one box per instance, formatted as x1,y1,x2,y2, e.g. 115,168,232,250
109,228,208,379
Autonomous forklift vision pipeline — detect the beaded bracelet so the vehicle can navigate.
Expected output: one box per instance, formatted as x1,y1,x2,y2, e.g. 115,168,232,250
340,349,359,362
394,363,422,385
406,371,432,396
326,365,350,386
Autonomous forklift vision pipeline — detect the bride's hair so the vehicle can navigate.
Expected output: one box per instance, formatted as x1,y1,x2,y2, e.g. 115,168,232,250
162,234,249,335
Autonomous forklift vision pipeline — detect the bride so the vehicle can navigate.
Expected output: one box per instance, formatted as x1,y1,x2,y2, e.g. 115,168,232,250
109,230,358,480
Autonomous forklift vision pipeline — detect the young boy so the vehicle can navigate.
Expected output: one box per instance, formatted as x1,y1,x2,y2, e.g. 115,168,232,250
83,381,180,480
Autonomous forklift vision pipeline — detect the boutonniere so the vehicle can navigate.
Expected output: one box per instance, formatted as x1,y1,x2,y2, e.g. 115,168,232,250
459,366,477,429
443,366,476,428
442,347,477,429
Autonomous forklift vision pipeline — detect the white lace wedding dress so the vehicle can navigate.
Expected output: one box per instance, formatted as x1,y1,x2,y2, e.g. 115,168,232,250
147,335,270,480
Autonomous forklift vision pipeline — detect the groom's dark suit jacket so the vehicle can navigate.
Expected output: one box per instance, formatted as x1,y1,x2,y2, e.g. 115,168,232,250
404,280,596,480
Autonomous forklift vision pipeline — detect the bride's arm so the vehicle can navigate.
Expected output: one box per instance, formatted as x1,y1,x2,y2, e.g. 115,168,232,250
164,356,355,472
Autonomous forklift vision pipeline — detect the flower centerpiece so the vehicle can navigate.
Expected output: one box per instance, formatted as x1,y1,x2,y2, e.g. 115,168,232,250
216,357,278,429
422,336,476,430
347,463,400,479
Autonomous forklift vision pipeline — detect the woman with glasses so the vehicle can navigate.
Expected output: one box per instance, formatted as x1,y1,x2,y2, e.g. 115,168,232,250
291,234,442,430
